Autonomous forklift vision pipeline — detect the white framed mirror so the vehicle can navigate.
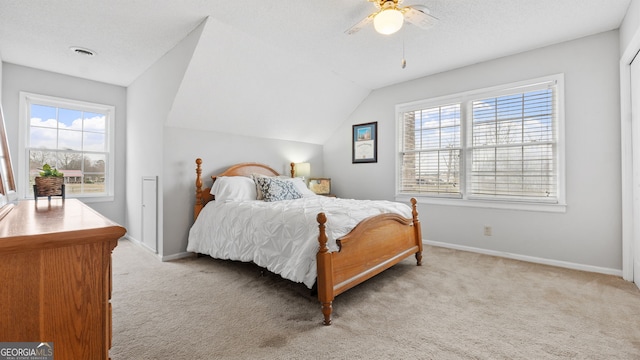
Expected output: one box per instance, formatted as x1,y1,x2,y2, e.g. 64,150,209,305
0,105,17,220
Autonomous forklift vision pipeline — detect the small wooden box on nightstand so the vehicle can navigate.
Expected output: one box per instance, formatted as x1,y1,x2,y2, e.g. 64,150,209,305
308,178,331,196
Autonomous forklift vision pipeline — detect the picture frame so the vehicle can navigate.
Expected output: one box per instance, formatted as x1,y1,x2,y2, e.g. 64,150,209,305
352,121,377,163
308,178,331,195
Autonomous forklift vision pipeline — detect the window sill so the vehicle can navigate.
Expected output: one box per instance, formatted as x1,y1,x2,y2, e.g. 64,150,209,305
76,196,115,203
23,195,114,204
395,195,567,213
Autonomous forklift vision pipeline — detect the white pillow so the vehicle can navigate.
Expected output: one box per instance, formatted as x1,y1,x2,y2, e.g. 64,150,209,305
210,176,257,202
290,177,317,197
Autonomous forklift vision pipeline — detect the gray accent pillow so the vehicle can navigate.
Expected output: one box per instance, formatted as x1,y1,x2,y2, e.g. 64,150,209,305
254,176,302,202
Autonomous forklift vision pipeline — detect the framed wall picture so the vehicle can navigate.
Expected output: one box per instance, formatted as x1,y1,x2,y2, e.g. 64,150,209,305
352,122,377,163
308,178,331,195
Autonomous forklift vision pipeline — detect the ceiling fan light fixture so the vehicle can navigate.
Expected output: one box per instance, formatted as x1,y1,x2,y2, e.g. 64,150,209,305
373,8,404,35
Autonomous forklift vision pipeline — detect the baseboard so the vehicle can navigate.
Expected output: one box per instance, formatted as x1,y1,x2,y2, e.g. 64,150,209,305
424,240,624,278
123,235,142,247
161,252,194,262
123,236,193,261
122,236,160,257
124,237,622,276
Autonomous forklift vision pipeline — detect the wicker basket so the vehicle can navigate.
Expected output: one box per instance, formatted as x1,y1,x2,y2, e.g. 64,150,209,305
34,176,64,196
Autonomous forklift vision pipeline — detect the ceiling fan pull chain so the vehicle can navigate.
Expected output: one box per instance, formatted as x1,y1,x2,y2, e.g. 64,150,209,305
401,39,407,69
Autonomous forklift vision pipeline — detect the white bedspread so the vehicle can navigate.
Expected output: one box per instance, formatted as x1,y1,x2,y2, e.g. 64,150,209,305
187,196,412,288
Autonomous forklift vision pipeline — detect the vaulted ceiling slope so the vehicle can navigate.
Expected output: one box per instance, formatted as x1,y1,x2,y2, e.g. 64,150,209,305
165,17,370,144
0,1,631,144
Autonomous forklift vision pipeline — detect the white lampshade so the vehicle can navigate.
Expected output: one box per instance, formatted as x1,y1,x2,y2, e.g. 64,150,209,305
373,8,404,35
294,162,311,179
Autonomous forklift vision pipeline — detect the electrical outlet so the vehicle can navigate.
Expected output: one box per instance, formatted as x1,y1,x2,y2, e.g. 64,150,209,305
483,226,492,236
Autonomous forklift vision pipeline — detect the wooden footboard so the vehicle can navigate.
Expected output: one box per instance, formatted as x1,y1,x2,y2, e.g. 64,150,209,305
316,198,422,325
193,158,423,326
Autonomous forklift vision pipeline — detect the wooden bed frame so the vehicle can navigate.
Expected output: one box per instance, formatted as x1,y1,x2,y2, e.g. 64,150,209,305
193,158,423,325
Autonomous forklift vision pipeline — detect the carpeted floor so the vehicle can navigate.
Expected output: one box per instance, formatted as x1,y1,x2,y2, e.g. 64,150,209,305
110,239,640,359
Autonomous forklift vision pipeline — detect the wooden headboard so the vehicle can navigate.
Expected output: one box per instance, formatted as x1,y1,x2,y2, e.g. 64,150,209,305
194,158,296,220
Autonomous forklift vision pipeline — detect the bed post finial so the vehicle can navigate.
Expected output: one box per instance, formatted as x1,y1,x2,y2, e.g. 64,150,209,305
317,212,328,253
196,158,203,201
290,162,295,178
410,197,418,222
195,158,203,220
316,212,333,325
410,198,423,266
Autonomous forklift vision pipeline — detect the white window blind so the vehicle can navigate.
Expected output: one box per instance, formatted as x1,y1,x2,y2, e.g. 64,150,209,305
397,75,563,208
400,104,461,196
470,87,556,201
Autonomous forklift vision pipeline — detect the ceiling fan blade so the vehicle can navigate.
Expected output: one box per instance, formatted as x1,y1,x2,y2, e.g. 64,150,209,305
345,13,375,35
403,6,438,30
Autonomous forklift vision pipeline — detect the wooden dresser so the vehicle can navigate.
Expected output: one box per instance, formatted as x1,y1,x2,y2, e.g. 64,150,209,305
0,199,126,360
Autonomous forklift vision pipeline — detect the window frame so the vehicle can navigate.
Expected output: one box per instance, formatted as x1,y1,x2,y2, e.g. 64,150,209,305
18,92,116,202
395,74,566,213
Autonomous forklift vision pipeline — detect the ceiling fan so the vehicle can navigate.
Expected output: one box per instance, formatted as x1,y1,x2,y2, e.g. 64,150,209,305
346,0,438,36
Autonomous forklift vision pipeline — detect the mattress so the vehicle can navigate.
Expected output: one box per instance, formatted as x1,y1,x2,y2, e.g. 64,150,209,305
187,196,412,288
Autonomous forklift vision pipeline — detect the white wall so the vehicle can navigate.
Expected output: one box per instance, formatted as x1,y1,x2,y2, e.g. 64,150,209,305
324,31,623,274
1,63,127,224
162,127,323,257
127,20,325,258
620,0,639,54
126,19,204,256
0,55,3,101
619,0,640,282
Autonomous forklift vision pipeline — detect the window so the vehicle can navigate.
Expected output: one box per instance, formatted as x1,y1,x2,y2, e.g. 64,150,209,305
19,92,115,201
397,75,565,212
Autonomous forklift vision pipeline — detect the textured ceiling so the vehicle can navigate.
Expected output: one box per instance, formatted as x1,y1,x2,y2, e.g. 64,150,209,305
0,0,632,143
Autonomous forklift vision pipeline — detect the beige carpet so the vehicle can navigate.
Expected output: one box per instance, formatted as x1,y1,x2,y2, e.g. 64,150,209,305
110,239,640,359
